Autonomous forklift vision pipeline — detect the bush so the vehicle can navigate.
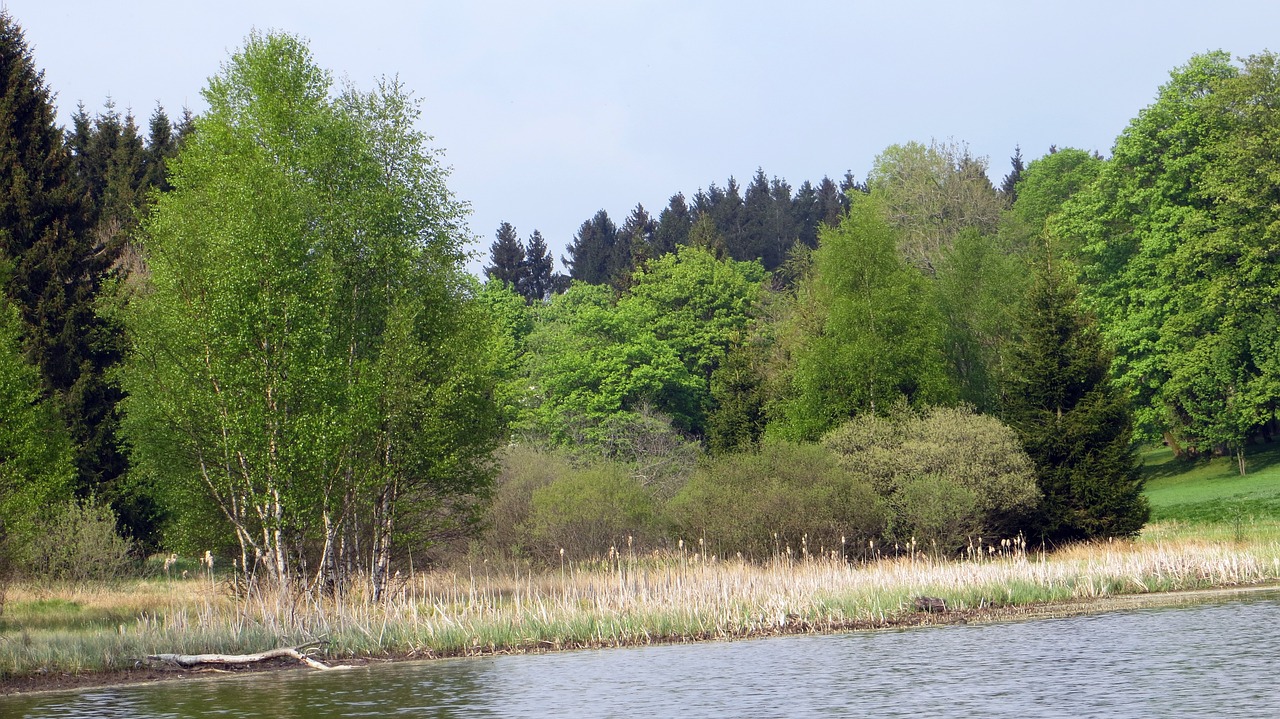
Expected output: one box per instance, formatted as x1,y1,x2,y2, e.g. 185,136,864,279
26,499,135,581
528,463,658,560
823,405,1039,550
481,445,572,558
667,440,885,559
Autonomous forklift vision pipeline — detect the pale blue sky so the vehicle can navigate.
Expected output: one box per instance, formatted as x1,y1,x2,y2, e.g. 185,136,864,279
7,1,1280,272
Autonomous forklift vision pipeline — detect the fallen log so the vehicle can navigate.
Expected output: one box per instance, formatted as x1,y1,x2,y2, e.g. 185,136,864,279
147,641,338,671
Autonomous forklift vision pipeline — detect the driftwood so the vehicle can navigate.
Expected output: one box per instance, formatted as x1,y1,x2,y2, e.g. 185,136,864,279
913,596,948,613
147,641,339,671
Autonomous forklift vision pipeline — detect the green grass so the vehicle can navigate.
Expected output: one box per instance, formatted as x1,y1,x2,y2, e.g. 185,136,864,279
1141,440,1280,524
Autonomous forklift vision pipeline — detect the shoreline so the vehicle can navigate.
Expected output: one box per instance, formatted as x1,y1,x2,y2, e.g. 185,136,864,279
5,581,1276,698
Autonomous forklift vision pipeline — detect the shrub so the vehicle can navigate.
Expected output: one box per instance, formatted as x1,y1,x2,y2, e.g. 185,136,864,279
667,440,885,559
823,405,1039,549
481,445,572,558
528,464,658,560
895,474,981,555
26,499,135,581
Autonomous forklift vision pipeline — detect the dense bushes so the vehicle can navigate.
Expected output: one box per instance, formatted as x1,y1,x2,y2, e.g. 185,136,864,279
823,405,1039,552
483,407,1040,564
668,441,884,559
25,499,135,580
483,446,661,560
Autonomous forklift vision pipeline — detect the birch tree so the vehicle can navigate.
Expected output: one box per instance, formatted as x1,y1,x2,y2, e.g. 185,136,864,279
120,32,500,595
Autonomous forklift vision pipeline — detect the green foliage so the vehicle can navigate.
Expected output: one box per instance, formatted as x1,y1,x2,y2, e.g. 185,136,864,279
520,247,764,444
822,405,1040,548
0,289,74,561
620,245,765,384
24,498,135,581
668,440,885,559
1055,52,1280,465
521,282,701,443
119,32,497,587
934,228,1026,412
1005,263,1148,543
778,193,952,440
528,463,658,560
1007,147,1102,258
867,139,1004,275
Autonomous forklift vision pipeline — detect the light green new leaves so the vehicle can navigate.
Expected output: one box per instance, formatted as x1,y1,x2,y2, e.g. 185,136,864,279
118,32,491,572
780,194,952,440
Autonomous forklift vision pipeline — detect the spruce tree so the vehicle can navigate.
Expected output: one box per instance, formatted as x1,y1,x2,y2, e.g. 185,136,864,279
485,221,527,290
1000,145,1025,204
0,16,157,542
791,180,820,249
562,209,618,285
815,176,844,227
653,193,692,256
1006,259,1148,544
522,229,556,303
614,203,654,289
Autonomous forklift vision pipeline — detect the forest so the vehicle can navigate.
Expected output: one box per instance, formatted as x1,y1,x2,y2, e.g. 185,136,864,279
1,9,1276,600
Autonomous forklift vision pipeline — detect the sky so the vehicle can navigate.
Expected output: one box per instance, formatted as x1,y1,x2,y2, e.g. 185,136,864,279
6,1,1280,274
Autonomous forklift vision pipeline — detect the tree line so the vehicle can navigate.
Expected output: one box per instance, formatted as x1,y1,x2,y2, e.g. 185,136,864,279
1,1,1274,587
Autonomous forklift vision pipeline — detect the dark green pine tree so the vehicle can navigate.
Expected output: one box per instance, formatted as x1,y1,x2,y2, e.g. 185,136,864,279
707,340,768,454
522,229,556,303
1006,259,1149,545
485,221,528,290
815,176,844,228
613,203,654,289
1000,145,1025,205
0,16,165,544
741,169,773,265
838,170,865,212
653,192,692,256
791,180,820,249
142,104,180,192
562,209,618,285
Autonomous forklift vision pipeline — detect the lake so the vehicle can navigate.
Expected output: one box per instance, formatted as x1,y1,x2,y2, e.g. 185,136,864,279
7,593,1279,717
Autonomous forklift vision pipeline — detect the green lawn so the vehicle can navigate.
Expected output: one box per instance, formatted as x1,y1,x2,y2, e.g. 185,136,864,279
1141,440,1280,524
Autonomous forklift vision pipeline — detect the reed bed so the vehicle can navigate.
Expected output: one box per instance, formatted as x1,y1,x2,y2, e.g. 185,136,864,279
4,524,1280,682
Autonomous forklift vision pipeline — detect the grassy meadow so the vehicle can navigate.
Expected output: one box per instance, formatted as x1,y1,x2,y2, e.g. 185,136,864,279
4,441,1280,687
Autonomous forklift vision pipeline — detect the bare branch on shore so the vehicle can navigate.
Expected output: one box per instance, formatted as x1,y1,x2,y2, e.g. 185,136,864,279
146,641,340,671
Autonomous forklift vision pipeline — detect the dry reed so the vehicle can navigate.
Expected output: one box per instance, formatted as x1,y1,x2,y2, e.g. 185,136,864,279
4,523,1280,680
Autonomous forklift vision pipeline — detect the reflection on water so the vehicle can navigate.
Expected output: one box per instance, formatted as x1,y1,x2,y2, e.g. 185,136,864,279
7,594,1280,718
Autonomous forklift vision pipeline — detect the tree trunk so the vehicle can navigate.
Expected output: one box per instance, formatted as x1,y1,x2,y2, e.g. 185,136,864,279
372,479,397,601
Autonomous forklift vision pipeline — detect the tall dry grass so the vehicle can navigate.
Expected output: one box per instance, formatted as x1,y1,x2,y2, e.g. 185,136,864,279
3,523,1280,680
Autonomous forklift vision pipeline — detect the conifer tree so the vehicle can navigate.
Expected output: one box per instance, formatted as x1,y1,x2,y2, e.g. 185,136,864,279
485,221,527,290
522,229,556,302
562,209,619,285
815,176,844,227
1000,145,1025,204
1006,259,1148,544
142,105,180,192
791,180,820,249
614,203,655,288
0,14,133,521
653,193,692,256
